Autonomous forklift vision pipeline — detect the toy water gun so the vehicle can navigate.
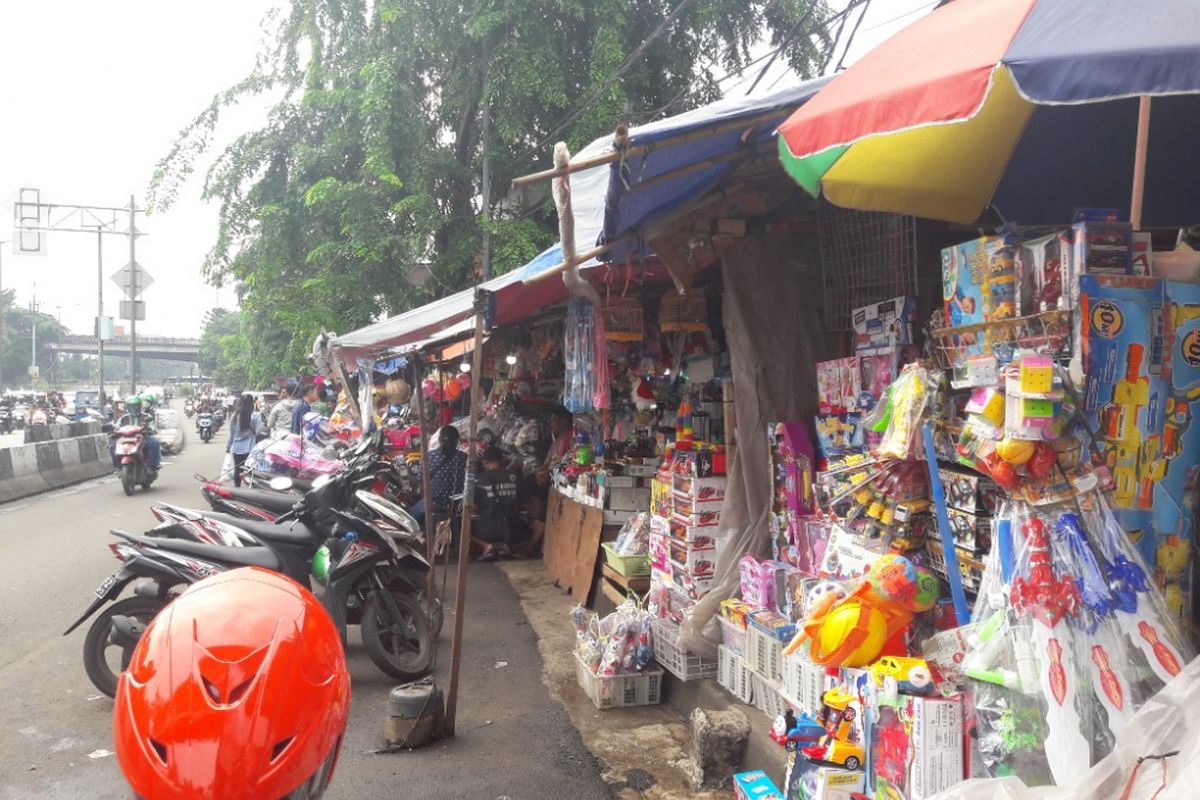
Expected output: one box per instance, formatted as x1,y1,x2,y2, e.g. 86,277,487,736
1088,500,1185,685
1055,513,1134,735
1010,516,1089,786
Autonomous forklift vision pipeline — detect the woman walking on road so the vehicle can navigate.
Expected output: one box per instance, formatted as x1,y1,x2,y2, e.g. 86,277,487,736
227,393,261,487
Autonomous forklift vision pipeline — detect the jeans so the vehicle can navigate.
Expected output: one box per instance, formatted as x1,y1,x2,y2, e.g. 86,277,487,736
110,435,161,470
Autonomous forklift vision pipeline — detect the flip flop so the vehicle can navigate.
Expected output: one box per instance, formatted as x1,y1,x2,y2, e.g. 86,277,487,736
479,551,499,562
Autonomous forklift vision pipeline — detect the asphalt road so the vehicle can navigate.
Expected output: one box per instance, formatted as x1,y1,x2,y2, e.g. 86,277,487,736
0,407,608,800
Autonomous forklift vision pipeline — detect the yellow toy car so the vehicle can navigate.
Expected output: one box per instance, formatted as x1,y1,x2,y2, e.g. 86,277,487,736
870,656,934,696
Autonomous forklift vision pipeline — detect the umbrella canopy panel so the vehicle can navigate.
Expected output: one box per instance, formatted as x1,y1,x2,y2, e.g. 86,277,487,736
777,0,1200,226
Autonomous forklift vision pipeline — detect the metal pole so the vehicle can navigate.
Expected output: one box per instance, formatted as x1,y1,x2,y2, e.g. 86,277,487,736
128,195,138,393
30,291,36,386
443,291,487,736
97,230,106,412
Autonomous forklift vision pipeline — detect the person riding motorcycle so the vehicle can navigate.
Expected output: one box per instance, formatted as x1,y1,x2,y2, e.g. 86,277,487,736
113,567,350,800
112,395,162,473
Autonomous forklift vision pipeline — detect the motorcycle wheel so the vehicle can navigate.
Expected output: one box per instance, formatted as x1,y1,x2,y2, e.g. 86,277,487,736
121,463,136,496
361,590,433,680
82,595,167,698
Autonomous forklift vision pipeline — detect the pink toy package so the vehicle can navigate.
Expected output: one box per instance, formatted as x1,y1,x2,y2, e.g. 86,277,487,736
739,554,774,609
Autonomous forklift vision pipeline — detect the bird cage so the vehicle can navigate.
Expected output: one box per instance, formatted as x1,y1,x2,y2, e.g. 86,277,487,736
659,291,707,333
603,295,645,342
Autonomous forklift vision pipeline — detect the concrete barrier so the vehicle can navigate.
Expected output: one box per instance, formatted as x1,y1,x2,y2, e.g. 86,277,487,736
23,421,102,444
0,432,111,504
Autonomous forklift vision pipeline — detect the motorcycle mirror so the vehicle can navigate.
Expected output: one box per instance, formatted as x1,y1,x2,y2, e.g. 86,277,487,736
268,476,294,491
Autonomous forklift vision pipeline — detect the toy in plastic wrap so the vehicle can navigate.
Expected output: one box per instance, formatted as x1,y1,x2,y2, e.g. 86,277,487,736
770,708,827,752
1078,275,1175,584
789,555,936,668
876,364,937,460
801,687,866,771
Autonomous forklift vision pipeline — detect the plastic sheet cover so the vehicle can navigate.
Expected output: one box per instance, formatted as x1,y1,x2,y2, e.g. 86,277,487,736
678,235,826,657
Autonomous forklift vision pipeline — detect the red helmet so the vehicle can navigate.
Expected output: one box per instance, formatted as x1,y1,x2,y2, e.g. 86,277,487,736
114,567,351,800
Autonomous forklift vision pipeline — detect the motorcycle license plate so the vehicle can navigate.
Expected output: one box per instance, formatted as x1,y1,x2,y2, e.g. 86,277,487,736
94,574,118,598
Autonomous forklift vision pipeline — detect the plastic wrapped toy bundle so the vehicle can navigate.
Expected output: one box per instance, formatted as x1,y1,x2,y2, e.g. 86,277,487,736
563,297,611,412
965,497,1191,788
612,512,651,556
572,599,655,676
875,362,939,460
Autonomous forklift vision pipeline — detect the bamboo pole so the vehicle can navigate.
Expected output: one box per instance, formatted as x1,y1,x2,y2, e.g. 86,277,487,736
1130,96,1152,231
442,290,487,736
511,107,793,188
411,353,437,607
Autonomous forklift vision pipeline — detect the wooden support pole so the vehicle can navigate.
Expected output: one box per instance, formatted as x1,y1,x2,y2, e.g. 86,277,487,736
411,353,438,613
1130,96,1152,231
442,291,488,736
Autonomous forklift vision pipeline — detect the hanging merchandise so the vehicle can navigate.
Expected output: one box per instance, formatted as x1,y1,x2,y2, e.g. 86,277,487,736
563,297,611,412
659,290,708,333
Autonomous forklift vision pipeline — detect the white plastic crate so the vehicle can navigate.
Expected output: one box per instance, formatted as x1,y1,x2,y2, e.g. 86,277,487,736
717,645,754,703
574,652,664,710
751,673,789,722
718,616,748,657
746,624,783,682
652,618,717,682
781,648,838,717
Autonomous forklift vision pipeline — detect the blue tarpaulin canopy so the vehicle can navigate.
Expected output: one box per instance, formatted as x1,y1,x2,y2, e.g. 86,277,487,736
597,76,831,263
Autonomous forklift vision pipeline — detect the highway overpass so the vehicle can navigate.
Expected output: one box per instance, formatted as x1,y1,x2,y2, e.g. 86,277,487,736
48,335,200,362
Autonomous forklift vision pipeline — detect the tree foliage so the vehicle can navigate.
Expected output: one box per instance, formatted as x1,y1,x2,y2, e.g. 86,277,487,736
151,0,832,379
198,308,252,389
1,289,66,390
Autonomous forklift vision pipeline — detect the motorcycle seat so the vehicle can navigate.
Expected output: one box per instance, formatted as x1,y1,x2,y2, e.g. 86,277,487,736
203,512,319,545
222,487,300,514
126,533,282,571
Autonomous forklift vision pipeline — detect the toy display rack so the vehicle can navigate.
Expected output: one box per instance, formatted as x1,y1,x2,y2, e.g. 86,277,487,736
928,309,1073,372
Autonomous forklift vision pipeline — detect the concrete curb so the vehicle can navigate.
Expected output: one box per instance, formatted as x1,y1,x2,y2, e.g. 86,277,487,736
0,433,111,504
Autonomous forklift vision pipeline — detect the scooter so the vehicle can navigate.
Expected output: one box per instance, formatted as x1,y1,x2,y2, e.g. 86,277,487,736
183,399,195,418
66,451,435,696
112,424,158,496
196,411,214,443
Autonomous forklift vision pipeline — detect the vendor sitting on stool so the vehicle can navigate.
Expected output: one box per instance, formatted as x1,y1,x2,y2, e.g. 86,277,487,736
474,446,527,561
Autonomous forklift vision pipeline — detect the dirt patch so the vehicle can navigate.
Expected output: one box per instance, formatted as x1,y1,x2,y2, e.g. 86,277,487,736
498,561,726,800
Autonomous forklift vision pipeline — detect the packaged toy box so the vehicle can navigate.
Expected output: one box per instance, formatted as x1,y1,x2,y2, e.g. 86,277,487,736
941,235,1021,328
852,296,917,352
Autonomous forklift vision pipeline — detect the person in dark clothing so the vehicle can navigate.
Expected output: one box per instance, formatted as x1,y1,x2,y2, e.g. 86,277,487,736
291,382,318,435
473,446,526,560
410,426,466,522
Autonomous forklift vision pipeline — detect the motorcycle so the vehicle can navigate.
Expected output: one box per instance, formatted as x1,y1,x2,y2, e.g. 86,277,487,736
112,424,157,496
0,405,13,434
66,438,436,696
183,399,195,418
196,411,214,443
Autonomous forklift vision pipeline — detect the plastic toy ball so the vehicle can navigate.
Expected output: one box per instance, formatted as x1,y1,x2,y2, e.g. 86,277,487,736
444,380,463,401
805,580,848,618
911,567,939,612
421,379,441,400
868,554,918,603
815,599,889,667
456,372,472,390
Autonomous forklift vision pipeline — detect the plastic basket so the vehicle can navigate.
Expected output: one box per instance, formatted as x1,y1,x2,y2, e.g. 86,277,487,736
719,616,748,658
652,618,717,682
717,645,754,703
751,673,789,722
601,542,651,577
603,295,645,342
746,624,783,683
574,652,664,710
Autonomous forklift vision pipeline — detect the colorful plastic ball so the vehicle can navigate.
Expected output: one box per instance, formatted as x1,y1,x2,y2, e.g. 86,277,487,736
868,554,917,603
421,379,441,400
805,580,848,618
814,600,888,667
456,372,471,390
910,567,939,612
444,379,463,401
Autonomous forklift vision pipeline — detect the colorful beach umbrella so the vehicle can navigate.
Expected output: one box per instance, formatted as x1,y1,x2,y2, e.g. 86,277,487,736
777,0,1200,227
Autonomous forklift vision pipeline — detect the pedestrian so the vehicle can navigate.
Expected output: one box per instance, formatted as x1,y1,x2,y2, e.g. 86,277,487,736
227,393,261,487
267,384,295,437
291,382,318,435
410,425,466,523
473,446,526,561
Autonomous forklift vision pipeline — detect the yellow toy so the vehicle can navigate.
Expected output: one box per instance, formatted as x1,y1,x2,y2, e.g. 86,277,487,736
869,656,934,696
802,688,865,771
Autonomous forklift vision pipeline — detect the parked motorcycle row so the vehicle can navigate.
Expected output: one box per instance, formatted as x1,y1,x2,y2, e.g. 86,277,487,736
64,431,440,698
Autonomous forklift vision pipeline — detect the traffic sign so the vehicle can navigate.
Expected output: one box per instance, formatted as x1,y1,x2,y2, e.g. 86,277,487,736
119,300,146,321
111,262,153,298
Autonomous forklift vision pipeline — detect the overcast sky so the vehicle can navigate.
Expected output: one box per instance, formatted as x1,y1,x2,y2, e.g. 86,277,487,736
0,0,930,339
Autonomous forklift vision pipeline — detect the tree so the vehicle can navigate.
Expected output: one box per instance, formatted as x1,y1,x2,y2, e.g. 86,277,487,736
151,0,834,379
1,289,66,389
198,308,251,389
